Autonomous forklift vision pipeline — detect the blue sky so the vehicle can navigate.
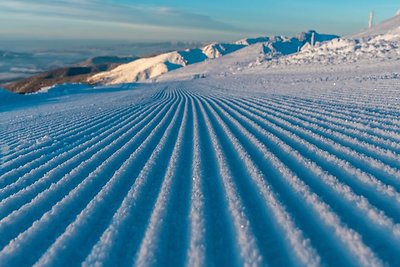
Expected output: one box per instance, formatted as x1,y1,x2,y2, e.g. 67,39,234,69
0,0,399,42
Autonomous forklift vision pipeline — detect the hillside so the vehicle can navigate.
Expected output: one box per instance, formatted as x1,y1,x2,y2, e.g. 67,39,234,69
258,13,400,69
350,12,400,39
158,31,339,82
88,43,245,85
89,31,338,85
4,56,137,94
160,16,400,83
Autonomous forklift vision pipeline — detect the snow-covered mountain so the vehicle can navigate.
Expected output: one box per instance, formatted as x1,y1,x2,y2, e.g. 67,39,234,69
88,43,245,85
158,31,338,82
88,51,188,85
158,43,269,82
88,31,338,85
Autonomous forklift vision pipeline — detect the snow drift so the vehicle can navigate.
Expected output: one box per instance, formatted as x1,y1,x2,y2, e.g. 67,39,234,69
260,13,400,68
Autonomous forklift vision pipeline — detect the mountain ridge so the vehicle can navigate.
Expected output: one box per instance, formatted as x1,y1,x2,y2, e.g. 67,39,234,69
88,30,338,85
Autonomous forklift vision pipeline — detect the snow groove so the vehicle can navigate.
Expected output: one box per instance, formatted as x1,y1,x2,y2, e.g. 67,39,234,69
1,81,399,266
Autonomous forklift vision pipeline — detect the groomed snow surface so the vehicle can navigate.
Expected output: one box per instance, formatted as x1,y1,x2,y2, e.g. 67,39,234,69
1,59,400,266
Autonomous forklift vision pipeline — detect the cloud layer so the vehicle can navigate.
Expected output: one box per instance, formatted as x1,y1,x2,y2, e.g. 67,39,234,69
0,0,242,35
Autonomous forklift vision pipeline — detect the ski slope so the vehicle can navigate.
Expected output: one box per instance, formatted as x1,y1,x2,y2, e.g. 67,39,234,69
1,59,400,266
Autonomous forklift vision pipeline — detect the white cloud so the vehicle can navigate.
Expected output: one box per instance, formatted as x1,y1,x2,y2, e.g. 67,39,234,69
0,0,242,32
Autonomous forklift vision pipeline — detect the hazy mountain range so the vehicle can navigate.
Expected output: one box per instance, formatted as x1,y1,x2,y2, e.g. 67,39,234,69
0,41,203,85
3,31,338,93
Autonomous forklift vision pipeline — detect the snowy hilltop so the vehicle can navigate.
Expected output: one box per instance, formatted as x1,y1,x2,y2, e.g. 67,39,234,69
159,13,400,82
157,31,341,82
87,43,246,85
258,13,400,68
88,31,338,85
